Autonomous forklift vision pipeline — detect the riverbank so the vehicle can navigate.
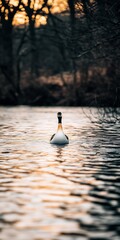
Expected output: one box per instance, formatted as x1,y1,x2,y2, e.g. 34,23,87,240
0,71,120,107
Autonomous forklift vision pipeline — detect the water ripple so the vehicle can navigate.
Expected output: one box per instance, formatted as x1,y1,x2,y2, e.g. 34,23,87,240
0,107,120,240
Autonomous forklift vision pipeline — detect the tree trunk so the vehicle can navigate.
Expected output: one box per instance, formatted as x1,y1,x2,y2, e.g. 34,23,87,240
1,20,15,87
29,19,39,77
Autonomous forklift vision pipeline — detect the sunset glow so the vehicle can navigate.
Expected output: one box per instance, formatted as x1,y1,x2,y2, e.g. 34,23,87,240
1,0,68,26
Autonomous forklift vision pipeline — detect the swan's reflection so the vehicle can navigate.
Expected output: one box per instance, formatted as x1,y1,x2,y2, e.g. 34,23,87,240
56,146,64,160
51,144,66,162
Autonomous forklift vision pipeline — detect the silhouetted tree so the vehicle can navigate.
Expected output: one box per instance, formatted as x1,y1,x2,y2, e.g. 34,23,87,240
21,0,49,77
0,0,22,97
67,0,120,109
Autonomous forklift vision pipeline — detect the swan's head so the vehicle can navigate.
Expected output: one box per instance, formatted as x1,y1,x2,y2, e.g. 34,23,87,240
57,112,62,123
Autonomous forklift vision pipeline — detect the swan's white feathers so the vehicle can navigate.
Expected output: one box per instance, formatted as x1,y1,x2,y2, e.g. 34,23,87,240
50,112,69,145
50,131,69,145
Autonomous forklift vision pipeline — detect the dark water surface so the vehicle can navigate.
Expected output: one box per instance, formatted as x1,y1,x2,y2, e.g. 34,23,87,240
0,107,120,240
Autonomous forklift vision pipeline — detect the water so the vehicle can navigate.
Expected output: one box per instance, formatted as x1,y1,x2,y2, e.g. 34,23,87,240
0,107,120,240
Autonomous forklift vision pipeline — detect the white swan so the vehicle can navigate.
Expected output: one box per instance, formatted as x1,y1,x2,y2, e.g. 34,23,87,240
50,112,69,145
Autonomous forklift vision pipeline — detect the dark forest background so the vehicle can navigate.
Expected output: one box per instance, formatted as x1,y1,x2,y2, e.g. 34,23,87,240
0,0,120,107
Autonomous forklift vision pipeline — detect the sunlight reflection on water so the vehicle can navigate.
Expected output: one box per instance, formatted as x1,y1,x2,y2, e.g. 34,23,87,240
0,107,120,240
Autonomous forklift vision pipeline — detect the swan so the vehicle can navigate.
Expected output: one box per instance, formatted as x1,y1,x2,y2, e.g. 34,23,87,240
50,112,69,145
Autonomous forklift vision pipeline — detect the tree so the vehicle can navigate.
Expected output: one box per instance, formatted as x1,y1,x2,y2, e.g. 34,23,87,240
21,0,49,77
0,0,22,97
67,0,120,109
0,0,50,103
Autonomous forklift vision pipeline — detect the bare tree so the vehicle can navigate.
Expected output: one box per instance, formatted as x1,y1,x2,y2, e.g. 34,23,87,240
67,0,120,111
0,0,22,96
21,0,49,77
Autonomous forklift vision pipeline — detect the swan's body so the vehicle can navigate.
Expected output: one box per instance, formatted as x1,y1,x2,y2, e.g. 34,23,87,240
50,112,69,145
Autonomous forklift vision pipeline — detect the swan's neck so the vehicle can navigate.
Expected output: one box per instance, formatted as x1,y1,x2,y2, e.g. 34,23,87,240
57,123,63,132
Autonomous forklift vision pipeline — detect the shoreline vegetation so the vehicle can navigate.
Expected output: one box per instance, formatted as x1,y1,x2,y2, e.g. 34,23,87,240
0,70,120,107
0,1,120,107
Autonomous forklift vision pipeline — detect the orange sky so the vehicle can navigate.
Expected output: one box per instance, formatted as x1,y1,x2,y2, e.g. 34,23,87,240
10,0,68,26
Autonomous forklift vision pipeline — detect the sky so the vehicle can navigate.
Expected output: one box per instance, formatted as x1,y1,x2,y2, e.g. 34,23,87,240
9,0,68,26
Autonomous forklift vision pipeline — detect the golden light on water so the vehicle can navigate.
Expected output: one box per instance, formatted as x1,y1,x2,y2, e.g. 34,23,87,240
1,0,68,26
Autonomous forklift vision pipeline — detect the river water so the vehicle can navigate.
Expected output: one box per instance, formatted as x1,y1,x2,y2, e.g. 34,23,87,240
0,107,120,240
